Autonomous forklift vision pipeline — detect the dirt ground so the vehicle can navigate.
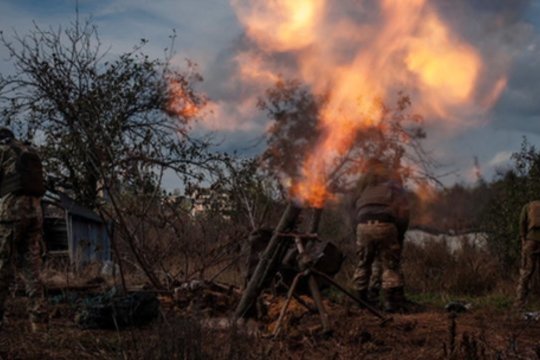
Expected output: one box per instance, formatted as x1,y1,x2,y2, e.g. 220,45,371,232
1,292,540,360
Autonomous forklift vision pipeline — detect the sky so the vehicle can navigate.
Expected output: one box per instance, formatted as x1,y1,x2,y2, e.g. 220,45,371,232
0,0,539,187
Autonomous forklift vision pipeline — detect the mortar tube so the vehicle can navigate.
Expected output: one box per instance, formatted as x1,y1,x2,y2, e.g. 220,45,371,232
233,201,302,320
308,207,323,235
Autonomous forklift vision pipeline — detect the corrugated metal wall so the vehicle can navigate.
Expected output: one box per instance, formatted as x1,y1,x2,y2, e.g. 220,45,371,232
43,192,112,266
70,215,111,265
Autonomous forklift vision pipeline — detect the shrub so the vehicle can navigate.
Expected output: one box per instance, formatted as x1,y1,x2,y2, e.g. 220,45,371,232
403,239,500,296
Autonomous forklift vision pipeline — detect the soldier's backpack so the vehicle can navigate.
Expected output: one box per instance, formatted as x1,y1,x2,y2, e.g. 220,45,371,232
527,201,540,230
0,141,45,197
356,180,407,219
356,181,394,209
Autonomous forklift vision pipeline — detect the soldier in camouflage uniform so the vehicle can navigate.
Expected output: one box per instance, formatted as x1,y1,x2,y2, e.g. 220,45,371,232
364,212,409,306
351,159,411,313
514,200,540,309
0,128,47,331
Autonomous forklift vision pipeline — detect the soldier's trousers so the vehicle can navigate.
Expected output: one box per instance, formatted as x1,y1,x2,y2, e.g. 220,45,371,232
368,232,405,293
0,215,46,323
515,239,540,306
352,222,403,292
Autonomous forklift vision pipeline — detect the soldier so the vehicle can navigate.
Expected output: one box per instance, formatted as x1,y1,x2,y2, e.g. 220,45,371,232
514,200,540,309
365,203,409,306
351,158,410,313
0,128,47,332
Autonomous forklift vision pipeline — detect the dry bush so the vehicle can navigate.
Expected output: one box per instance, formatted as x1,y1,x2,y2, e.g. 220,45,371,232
97,189,254,291
403,240,453,293
403,240,501,296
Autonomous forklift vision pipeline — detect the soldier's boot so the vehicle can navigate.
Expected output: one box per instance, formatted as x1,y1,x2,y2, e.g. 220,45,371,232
383,286,421,314
383,287,401,313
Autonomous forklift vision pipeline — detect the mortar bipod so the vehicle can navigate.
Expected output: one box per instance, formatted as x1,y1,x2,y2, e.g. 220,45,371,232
272,234,390,338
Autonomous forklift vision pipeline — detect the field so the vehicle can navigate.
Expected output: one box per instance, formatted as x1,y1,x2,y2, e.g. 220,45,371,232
2,288,540,359
3,239,540,359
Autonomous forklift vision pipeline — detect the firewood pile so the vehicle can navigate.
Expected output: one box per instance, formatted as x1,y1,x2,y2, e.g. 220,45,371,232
170,280,242,317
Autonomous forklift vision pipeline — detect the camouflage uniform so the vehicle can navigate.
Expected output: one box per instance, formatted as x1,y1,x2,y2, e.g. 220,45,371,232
352,221,403,293
367,258,382,301
515,201,540,308
365,219,408,303
0,137,47,329
350,161,409,312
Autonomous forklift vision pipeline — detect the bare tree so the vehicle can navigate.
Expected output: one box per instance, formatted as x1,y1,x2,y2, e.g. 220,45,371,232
0,15,221,289
208,156,284,232
0,16,212,208
257,79,436,193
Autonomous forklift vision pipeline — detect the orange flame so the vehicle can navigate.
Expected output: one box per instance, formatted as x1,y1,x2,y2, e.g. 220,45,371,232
231,0,325,52
167,78,202,120
404,11,481,117
231,0,505,207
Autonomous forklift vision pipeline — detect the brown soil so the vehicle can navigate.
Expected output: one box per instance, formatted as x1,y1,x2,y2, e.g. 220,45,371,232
1,294,540,359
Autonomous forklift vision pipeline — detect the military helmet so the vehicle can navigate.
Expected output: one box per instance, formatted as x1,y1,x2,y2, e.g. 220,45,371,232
0,127,14,141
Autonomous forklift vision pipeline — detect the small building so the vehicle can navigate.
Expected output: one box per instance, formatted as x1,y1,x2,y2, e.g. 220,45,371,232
406,227,488,253
42,191,111,267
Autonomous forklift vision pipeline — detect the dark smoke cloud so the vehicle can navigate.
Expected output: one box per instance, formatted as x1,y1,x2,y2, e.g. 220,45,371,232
428,0,540,131
199,0,540,166
425,0,536,118
198,31,308,138
190,0,540,180
492,45,540,133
